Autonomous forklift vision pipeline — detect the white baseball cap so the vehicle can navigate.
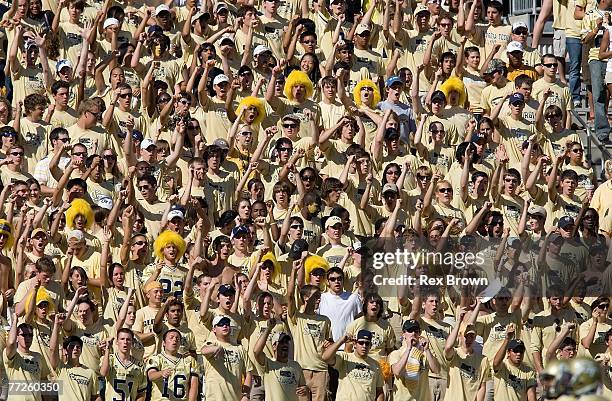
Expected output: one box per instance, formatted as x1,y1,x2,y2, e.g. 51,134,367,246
140,138,156,150
68,229,85,242
213,74,230,86
96,196,113,210
219,33,234,44
506,41,523,53
155,4,171,16
103,17,119,29
253,45,271,57
167,209,184,221
56,59,73,72
511,21,529,32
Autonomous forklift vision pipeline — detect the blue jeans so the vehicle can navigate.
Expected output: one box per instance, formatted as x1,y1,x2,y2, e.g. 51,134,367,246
567,37,583,102
588,59,611,141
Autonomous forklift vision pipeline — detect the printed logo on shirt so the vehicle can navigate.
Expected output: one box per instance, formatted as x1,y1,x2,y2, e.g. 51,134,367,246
349,363,375,381
278,368,298,385
68,372,91,386
66,32,82,46
459,363,478,381
223,348,240,365
22,357,40,374
506,373,528,391
303,322,323,339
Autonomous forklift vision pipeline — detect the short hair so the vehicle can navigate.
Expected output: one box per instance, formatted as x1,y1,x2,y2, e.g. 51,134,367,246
275,137,292,150
541,53,556,64
107,5,125,19
558,336,577,350
464,46,480,57
456,142,475,163
237,5,257,17
67,178,87,192
560,169,578,182
17,323,33,334
63,335,83,349
77,99,99,117
326,266,343,279
50,127,68,142
321,177,343,198
320,75,338,88
544,105,563,119
116,327,134,339
302,191,321,207
514,74,534,88
137,174,157,188
24,93,48,115
163,328,182,342
67,0,85,10
299,285,320,302
203,145,222,162
504,168,521,183
471,170,489,183
36,257,56,275
487,0,504,13
166,298,184,312
51,80,70,95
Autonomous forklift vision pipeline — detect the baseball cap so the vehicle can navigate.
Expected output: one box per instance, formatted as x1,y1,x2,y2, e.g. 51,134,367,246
325,216,343,229
155,4,171,16
431,90,446,103
219,33,234,45
548,232,563,244
230,225,250,239
144,281,162,293
512,21,529,32
356,330,373,342
56,59,73,72
147,25,163,35
167,206,185,221
471,132,486,143
484,59,505,75
282,113,301,123
253,45,272,57
414,4,430,15
402,319,421,332
36,287,53,307
382,183,399,194
67,229,84,242
103,17,119,29
140,138,156,150
96,196,113,210
506,41,523,54
384,127,400,141
527,205,546,218
215,2,229,12
132,130,144,141
558,216,575,229
289,239,309,260
238,65,253,76
30,228,47,239
212,315,231,326
385,76,403,87
213,138,229,150
508,339,526,352
218,284,236,296
355,24,371,35
213,74,230,86
509,92,525,105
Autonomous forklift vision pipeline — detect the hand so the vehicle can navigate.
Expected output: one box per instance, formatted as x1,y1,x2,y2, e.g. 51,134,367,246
296,386,308,397
54,312,66,325
100,226,112,244
161,369,173,378
542,88,552,100
431,30,442,41
456,306,467,321
33,31,46,47
419,336,429,350
505,323,515,339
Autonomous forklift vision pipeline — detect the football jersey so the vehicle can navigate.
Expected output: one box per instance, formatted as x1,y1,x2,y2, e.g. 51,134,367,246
146,352,198,401
103,354,147,401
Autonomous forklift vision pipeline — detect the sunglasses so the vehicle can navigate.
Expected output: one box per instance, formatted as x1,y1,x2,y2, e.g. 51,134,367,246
431,129,445,134
2,132,16,138
571,148,583,154
504,178,518,183
239,131,253,136
132,240,146,246
597,304,610,309
138,185,150,190
179,99,191,106
119,93,132,99
386,170,400,175
405,327,420,333
283,123,298,128
290,225,303,230
72,151,86,157
510,102,524,107
543,62,558,68
302,175,315,181
104,154,116,160
514,29,528,35
438,188,452,194
59,137,70,142
215,322,231,327
261,265,273,271
277,147,293,152
10,151,23,156
546,113,562,119
356,340,371,346
328,276,343,282
301,40,316,44
417,175,432,181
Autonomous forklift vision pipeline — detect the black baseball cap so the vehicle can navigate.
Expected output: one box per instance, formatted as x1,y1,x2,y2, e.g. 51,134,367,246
218,284,236,296
356,330,373,342
289,239,309,260
508,339,526,352
384,127,400,141
402,319,421,332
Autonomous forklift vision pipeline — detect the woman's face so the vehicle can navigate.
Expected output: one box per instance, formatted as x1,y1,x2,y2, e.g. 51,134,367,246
2,131,16,147
274,189,288,205
300,55,314,73
71,271,86,288
243,106,258,124
29,184,40,201
103,151,116,170
384,166,400,184
112,266,125,287
569,144,583,163
341,120,355,138
238,201,251,219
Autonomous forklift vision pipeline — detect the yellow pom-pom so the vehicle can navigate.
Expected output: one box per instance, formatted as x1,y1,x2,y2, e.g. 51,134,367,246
154,230,186,261
378,359,392,382
0,219,13,250
440,76,467,108
236,96,266,126
353,79,381,108
283,70,314,101
304,254,330,279
65,198,94,230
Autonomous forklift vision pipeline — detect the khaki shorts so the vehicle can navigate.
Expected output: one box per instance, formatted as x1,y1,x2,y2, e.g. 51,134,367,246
303,369,329,401
553,29,566,58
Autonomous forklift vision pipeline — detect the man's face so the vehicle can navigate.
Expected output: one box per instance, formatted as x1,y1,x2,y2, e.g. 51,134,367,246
18,327,34,348
164,331,180,352
9,147,24,167
327,223,342,240
138,180,155,200
508,51,523,67
487,217,504,237
354,338,371,357
423,296,439,316
512,28,529,44
110,69,125,86
327,272,343,292
486,6,500,24
542,58,558,77
386,82,403,101
31,233,48,252
415,12,430,29
118,87,133,109
355,30,370,47
117,333,133,353
58,67,72,82
263,0,279,13
301,35,316,52
438,18,452,36
167,305,182,325
516,83,532,100
561,178,577,195
503,174,519,194
508,348,524,364
560,225,574,239
55,87,70,107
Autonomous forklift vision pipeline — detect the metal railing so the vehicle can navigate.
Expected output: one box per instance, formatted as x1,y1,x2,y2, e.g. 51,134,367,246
571,110,611,181
511,0,541,16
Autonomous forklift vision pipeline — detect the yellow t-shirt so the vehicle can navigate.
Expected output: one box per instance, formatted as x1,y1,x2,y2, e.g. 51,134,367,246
56,363,98,401
201,341,249,401
3,349,42,401
532,78,572,114
287,311,331,371
388,345,430,401
133,305,161,361
345,316,396,362
259,357,306,401
443,349,491,401
334,351,384,401
493,360,536,401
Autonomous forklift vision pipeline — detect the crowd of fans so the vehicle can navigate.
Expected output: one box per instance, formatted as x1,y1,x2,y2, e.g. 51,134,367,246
0,0,611,400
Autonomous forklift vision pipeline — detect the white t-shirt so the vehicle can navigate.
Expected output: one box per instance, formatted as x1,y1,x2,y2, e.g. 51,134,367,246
319,291,362,348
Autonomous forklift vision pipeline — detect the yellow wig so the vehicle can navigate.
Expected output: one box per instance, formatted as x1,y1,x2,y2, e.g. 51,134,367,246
65,198,94,230
283,70,314,101
154,230,187,260
0,219,13,250
353,79,381,107
304,255,330,279
260,252,280,281
236,96,266,126
440,76,467,108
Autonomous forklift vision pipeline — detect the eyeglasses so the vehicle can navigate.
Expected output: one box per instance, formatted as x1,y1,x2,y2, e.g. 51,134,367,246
239,131,253,136
356,340,371,346
571,148,583,154
302,175,315,181
504,178,518,183
543,63,558,68
10,151,23,156
72,151,86,157
179,99,191,106
290,225,303,230
2,132,16,138
283,123,298,129
119,92,132,99
386,170,400,176
438,188,452,194
328,276,343,282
